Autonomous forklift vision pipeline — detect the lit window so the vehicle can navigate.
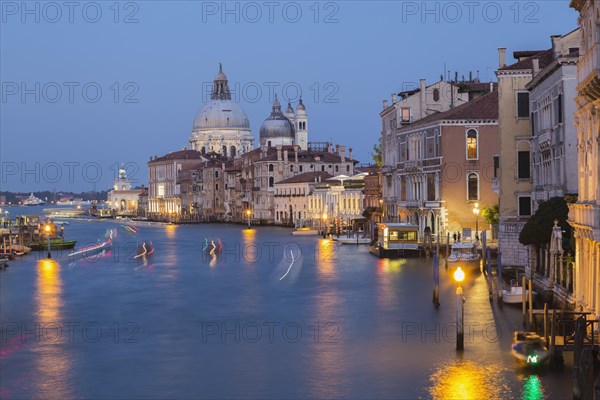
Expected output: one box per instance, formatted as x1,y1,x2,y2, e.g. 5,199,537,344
401,108,411,123
467,129,478,159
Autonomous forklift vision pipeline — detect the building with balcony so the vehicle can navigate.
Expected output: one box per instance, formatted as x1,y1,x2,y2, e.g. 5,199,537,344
527,29,580,208
569,0,600,320
274,171,332,226
391,90,499,239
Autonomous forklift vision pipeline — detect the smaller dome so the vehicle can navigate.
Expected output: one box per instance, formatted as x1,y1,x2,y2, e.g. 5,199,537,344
260,95,295,139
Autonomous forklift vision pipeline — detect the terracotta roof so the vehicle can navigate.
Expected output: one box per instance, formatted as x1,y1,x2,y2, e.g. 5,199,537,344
513,50,547,59
499,49,554,71
276,172,333,185
243,146,357,164
180,161,205,171
398,90,498,132
461,82,497,92
152,150,203,162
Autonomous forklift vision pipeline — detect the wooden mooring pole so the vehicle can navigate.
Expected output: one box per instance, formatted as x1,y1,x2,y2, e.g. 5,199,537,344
573,316,585,399
432,251,440,307
522,276,527,328
528,278,533,330
445,232,450,268
497,251,503,305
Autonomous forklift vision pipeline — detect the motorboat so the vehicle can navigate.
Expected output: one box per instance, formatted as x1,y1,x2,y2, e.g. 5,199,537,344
0,257,8,270
447,242,481,269
23,193,45,206
511,331,549,366
335,235,371,245
67,229,116,261
503,279,537,304
291,227,320,236
370,223,420,258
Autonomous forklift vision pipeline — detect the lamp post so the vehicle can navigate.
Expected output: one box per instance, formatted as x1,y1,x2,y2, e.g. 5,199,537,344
473,202,480,241
246,209,251,229
454,266,465,350
44,224,52,259
322,213,328,238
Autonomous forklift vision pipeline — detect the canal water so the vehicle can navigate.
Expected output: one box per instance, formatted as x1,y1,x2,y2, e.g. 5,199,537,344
0,206,572,399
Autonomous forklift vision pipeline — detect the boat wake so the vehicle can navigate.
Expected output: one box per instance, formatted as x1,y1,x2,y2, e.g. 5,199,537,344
273,243,303,284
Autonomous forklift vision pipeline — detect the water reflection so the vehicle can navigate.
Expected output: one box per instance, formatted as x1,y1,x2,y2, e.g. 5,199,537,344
519,374,544,400
315,239,337,280
429,360,510,400
375,258,405,309
34,259,72,398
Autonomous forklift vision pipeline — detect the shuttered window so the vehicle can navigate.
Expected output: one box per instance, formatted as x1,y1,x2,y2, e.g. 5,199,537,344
517,92,530,118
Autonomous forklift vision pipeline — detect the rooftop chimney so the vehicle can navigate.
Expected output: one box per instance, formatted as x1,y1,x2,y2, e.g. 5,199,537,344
532,57,540,76
383,100,388,109
293,145,299,162
349,147,353,160
392,94,397,103
498,48,507,68
340,146,346,163
336,144,340,156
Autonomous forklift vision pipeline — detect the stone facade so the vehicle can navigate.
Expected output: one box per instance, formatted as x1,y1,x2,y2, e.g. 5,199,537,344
569,0,600,320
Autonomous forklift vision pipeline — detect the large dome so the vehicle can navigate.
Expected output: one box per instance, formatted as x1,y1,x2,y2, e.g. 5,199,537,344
192,64,250,132
193,100,250,131
259,95,295,139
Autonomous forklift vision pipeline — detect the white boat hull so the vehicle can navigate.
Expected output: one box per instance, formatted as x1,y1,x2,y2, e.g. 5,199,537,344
335,237,370,245
502,289,537,304
291,229,319,236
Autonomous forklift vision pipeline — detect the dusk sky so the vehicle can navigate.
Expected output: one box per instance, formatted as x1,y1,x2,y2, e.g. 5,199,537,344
1,1,577,192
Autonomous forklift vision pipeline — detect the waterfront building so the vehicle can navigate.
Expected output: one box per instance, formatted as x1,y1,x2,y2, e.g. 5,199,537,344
569,0,600,320
392,90,499,239
526,30,580,297
528,29,580,208
189,64,254,157
107,165,144,216
307,177,366,231
273,171,332,226
240,143,357,224
496,48,557,267
147,149,203,220
381,78,496,228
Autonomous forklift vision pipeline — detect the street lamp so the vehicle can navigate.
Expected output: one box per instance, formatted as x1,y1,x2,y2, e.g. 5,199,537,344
322,213,328,238
44,224,52,259
246,209,251,228
454,266,465,350
473,202,480,241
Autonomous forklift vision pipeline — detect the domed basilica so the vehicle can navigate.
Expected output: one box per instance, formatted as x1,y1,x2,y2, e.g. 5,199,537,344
189,64,310,157
189,64,254,157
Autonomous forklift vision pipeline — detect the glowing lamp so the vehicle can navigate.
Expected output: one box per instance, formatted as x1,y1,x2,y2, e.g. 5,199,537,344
44,224,51,233
322,213,327,220
454,267,465,283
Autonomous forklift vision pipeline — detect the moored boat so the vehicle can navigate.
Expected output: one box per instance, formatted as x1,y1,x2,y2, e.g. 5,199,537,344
335,235,371,244
0,257,8,269
30,239,77,251
369,223,420,258
503,279,537,304
511,331,549,366
447,242,481,270
291,228,319,236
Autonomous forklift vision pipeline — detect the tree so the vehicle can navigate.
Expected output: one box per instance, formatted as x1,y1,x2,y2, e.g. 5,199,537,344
481,204,499,225
519,197,572,253
371,137,383,167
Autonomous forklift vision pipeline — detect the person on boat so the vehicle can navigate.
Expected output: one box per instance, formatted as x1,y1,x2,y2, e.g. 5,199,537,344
453,232,457,243
60,226,64,238
458,232,461,242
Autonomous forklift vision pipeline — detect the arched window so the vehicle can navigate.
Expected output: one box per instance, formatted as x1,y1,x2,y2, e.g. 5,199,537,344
222,146,227,157
335,165,339,172
466,129,478,160
269,164,274,172
215,183,219,190
467,173,479,201
321,165,325,172
346,165,350,172
290,165,294,172
201,146,206,155
269,177,274,187
433,88,440,102
215,197,219,206
230,146,236,157
299,165,303,172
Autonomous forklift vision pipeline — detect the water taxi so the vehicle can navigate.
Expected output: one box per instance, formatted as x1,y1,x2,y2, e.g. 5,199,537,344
369,223,420,258
511,331,549,366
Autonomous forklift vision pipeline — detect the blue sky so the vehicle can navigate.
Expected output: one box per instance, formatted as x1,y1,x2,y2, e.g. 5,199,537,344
1,1,578,192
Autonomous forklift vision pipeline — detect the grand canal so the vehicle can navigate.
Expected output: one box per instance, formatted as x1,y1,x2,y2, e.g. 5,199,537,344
0,207,572,399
